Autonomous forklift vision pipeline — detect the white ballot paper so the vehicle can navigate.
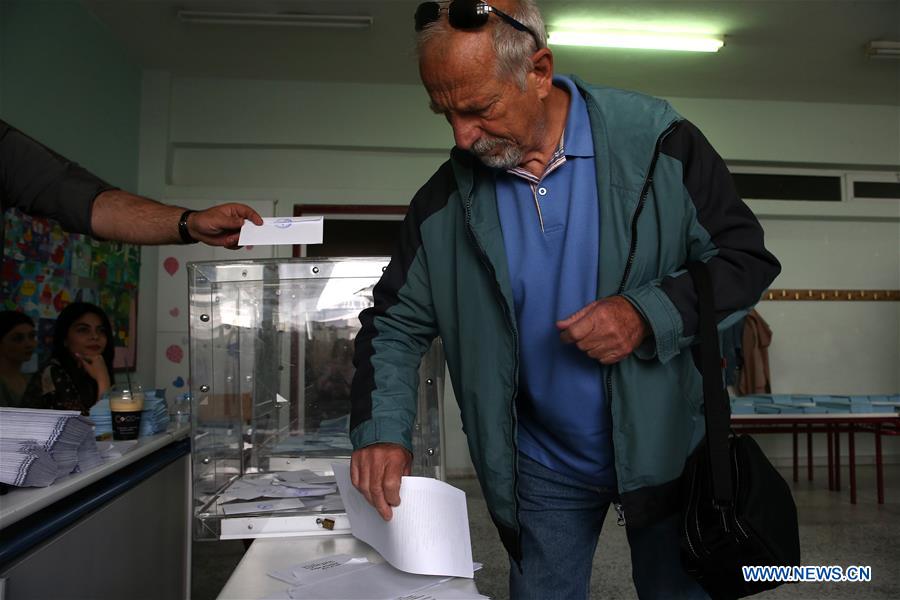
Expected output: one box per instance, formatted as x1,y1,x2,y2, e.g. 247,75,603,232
396,588,489,600
276,470,336,485
333,463,474,578
288,563,453,600
268,555,484,600
270,555,454,600
268,554,372,586
221,498,305,515
222,476,337,502
238,216,324,246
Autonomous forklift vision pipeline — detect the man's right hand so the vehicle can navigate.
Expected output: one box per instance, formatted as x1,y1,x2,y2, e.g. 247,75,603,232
350,443,412,521
189,203,264,249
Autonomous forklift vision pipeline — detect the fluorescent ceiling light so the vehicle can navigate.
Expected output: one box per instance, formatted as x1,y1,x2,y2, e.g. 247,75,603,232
177,10,373,29
866,40,900,59
549,30,724,52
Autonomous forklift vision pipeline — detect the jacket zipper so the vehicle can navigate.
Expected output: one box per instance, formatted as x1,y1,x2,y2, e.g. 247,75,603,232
606,120,680,524
462,192,522,546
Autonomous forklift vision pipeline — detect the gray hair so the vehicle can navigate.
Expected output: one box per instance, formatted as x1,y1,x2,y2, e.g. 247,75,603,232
416,0,548,89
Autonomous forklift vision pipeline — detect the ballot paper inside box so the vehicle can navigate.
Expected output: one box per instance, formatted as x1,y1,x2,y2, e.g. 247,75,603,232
187,257,447,541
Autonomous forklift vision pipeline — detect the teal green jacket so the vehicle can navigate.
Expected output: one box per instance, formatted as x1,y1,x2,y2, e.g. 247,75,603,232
350,78,780,559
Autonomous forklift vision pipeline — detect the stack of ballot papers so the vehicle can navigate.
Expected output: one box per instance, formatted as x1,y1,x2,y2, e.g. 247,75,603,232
0,440,57,487
219,471,344,514
76,428,104,472
87,399,112,436
139,389,171,436
0,407,101,487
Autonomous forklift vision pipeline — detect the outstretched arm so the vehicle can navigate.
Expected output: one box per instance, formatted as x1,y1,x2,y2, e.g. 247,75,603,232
91,190,263,248
1,120,263,248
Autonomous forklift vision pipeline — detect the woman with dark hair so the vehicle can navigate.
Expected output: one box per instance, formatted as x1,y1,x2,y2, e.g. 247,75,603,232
0,310,38,407
23,302,114,415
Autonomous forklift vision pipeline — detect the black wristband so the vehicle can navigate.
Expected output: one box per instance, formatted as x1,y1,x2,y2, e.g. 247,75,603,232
178,210,198,244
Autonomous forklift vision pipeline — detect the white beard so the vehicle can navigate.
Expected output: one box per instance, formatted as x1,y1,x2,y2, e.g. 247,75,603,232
471,136,523,170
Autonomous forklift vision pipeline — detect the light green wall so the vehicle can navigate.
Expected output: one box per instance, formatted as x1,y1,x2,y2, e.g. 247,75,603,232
0,0,141,189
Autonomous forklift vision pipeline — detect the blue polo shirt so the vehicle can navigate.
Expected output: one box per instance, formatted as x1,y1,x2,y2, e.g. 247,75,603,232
495,75,615,486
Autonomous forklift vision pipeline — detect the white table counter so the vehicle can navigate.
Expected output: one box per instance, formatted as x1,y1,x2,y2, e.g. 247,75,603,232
218,535,484,600
0,424,192,600
0,424,190,530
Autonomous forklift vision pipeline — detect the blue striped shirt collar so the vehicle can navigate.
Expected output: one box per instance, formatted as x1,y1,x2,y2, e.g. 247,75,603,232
505,75,594,183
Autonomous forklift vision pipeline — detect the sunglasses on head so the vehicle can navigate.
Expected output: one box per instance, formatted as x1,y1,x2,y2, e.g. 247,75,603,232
415,0,541,49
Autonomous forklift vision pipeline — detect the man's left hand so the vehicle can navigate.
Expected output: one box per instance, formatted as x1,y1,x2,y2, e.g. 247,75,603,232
188,203,264,249
557,296,649,364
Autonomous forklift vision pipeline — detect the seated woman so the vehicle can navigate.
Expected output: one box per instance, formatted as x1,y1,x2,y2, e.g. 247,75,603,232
23,302,114,415
0,311,38,407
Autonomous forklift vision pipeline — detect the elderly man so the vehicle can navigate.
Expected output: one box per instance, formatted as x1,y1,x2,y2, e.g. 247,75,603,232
349,1,780,598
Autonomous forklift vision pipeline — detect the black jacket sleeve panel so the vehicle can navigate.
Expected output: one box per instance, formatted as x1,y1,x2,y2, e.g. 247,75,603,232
0,120,116,236
659,120,781,339
349,162,455,435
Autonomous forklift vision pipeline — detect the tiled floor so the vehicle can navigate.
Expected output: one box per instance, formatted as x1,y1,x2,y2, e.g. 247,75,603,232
192,465,900,599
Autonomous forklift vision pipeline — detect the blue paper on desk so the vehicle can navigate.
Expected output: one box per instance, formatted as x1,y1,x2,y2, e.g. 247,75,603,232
730,398,756,415
770,403,804,414
815,401,874,413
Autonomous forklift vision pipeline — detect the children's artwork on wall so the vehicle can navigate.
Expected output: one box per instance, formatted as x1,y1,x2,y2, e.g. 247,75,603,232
2,209,141,371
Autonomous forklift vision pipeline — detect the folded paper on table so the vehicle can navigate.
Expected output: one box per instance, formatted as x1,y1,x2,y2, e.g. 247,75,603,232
396,588,489,600
334,463,474,579
238,216,324,246
268,554,371,587
268,554,485,599
268,554,457,600
287,563,453,600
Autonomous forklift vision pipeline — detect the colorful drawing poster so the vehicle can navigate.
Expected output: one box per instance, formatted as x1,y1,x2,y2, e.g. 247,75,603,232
70,239,92,278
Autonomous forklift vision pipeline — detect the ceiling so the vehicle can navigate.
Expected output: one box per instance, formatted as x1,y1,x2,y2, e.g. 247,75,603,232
82,0,900,106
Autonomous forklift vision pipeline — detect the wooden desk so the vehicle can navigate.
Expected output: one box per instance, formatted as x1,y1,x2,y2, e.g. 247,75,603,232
731,413,900,504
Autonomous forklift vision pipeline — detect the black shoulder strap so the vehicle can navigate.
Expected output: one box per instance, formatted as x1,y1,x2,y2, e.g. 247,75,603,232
686,261,734,506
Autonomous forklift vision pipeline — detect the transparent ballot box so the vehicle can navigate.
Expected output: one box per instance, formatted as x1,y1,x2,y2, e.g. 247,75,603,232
188,258,445,540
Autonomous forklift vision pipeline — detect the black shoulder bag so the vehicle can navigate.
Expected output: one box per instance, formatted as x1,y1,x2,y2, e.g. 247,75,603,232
680,261,801,600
